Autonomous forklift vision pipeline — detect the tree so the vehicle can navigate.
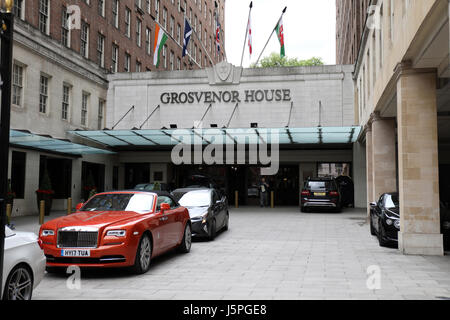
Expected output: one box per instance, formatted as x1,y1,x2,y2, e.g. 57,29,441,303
251,53,324,68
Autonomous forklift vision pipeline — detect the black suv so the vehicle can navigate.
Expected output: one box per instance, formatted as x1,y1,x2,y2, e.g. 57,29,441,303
300,177,341,212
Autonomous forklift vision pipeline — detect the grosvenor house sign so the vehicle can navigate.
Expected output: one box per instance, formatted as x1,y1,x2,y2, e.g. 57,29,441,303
160,89,292,105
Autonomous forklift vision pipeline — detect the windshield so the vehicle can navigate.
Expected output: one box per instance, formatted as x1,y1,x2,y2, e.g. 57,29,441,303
82,193,155,213
179,191,211,207
385,194,399,209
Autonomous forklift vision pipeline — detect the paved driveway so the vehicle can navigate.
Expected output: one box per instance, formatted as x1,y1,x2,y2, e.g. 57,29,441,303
28,207,450,300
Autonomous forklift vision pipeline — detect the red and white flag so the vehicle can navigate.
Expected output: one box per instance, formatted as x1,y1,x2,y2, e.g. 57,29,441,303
247,14,252,57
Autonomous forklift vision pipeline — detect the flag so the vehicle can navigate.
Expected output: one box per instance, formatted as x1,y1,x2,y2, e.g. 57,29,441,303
153,24,168,67
247,13,252,57
216,16,221,54
182,18,192,57
275,17,285,58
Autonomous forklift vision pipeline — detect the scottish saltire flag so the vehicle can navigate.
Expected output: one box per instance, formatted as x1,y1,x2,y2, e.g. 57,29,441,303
182,18,192,57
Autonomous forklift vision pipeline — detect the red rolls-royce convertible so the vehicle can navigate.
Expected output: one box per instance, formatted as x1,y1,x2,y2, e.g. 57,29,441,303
39,191,192,274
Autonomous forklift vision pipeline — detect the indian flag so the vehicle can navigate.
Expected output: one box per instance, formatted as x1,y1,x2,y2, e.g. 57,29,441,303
275,18,285,58
153,24,168,67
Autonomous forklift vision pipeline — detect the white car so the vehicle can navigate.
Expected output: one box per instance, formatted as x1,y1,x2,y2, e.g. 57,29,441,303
2,226,46,300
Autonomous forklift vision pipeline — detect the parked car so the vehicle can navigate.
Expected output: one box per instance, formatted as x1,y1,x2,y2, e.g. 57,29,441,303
370,192,400,247
39,191,191,274
300,177,341,212
247,185,260,198
440,201,450,251
134,182,170,192
2,226,46,300
175,188,229,240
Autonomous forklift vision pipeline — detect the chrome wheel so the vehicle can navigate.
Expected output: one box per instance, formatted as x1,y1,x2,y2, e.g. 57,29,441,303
139,236,152,271
5,266,33,300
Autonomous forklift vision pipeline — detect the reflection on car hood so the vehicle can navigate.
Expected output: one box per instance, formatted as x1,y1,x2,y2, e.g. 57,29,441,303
385,207,399,217
185,206,209,218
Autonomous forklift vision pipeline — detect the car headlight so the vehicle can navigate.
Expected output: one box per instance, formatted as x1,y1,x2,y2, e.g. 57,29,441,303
106,230,126,237
394,219,400,230
41,230,54,237
386,219,393,226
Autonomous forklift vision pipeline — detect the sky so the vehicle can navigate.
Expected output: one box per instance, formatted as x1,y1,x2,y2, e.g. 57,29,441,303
224,0,336,67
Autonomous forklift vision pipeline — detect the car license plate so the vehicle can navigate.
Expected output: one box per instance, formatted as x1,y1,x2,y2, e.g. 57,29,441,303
314,192,326,196
61,249,90,257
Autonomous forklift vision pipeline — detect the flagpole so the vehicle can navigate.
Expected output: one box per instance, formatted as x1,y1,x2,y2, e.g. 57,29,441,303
240,1,253,67
254,6,287,67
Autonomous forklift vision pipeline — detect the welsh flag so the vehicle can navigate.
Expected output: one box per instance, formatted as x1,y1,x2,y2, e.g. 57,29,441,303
153,24,168,67
275,18,285,58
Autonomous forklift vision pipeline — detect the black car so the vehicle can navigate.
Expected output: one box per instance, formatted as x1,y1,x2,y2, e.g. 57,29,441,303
174,188,229,240
300,177,341,212
370,192,400,247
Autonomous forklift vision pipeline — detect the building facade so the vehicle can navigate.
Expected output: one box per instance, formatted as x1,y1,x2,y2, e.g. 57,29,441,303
348,0,450,255
336,0,370,65
7,0,226,217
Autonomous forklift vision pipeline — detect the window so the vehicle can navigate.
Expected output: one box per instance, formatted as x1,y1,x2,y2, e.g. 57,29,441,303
170,51,174,71
62,84,70,120
12,64,24,107
125,7,131,37
176,23,181,44
39,0,50,34
112,44,119,73
170,16,175,37
146,28,151,55
39,75,49,114
13,0,25,20
81,92,89,126
112,0,119,28
98,0,105,17
124,53,131,72
97,33,105,68
61,7,71,47
81,22,89,58
136,19,142,47
177,57,181,70
155,0,160,22
163,7,167,29
98,99,104,130
146,0,151,13
136,61,142,72
11,152,26,199
162,45,167,68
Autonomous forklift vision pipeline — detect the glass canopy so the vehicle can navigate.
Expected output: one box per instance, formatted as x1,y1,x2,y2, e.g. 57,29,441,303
68,126,361,147
10,130,116,155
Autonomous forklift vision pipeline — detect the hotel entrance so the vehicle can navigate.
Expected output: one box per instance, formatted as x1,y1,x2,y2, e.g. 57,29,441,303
173,164,300,207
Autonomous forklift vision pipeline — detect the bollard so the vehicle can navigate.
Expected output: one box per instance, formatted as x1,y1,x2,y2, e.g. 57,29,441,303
39,200,45,225
6,204,11,225
67,197,72,215
271,191,274,208
235,190,239,208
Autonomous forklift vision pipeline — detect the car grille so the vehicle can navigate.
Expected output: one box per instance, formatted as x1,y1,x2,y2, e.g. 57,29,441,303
57,230,98,248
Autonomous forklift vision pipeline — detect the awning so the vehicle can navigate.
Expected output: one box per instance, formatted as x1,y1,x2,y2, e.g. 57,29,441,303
10,130,115,155
68,126,362,147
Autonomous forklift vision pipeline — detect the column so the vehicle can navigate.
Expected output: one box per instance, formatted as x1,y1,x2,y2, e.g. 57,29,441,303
396,65,443,255
371,113,398,200
365,125,373,218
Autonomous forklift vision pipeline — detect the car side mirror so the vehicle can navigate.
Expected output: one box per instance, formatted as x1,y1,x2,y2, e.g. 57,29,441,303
161,203,170,213
369,202,377,208
76,203,84,211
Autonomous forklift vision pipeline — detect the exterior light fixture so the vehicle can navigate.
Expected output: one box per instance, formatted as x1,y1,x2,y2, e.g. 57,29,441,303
1,0,14,13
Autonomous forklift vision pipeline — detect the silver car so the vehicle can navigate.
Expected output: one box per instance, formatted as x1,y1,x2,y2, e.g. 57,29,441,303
2,226,46,300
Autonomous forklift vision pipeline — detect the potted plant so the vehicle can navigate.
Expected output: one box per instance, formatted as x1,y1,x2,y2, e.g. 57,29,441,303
36,168,54,216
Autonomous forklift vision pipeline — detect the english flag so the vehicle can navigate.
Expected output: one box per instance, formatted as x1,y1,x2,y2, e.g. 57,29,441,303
247,14,252,56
